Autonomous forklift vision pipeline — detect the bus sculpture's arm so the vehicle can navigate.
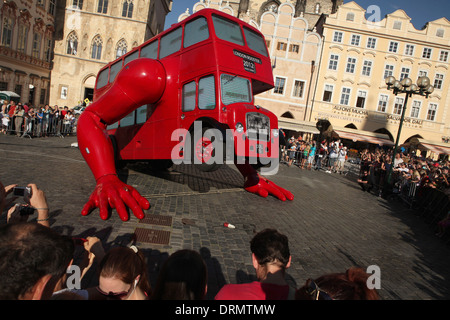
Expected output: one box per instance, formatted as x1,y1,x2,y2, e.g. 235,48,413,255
77,58,292,221
77,58,166,221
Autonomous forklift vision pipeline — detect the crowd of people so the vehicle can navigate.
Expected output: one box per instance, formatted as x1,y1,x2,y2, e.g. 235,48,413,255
0,100,77,138
281,134,349,175
0,179,380,300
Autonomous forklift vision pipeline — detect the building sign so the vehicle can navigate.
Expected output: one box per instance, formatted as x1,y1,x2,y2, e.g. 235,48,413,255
333,105,369,116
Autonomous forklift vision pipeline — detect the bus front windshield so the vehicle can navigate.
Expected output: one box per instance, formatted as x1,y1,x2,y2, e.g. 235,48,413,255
221,74,252,105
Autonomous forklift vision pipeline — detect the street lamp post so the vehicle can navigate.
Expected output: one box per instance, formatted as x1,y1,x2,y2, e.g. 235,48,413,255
384,75,434,186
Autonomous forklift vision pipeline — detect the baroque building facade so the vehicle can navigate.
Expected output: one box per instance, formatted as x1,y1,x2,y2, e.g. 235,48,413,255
179,0,450,157
0,0,56,106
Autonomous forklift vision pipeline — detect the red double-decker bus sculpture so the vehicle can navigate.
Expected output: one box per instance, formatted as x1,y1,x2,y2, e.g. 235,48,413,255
77,9,294,221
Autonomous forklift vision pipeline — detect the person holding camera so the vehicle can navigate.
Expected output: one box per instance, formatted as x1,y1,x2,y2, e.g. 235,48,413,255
1,180,50,227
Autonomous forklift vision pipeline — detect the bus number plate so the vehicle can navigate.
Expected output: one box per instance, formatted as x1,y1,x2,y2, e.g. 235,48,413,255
243,59,256,73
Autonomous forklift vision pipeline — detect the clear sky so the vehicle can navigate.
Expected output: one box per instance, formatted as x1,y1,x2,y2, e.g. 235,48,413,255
164,0,450,31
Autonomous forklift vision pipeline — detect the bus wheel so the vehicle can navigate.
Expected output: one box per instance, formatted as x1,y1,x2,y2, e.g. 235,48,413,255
192,127,222,172
109,135,127,170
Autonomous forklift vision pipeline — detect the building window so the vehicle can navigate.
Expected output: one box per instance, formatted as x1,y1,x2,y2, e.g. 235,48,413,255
277,42,287,51
91,36,103,60
436,28,444,38
17,25,28,53
350,34,360,46
384,64,394,80
0,82,7,91
32,33,41,59
346,13,354,21
404,44,415,56
274,77,286,95
328,54,339,70
44,38,52,62
356,91,367,108
422,47,432,59
346,57,356,73
122,0,134,18
49,0,56,15
393,21,402,30
393,97,404,115
400,67,410,80
292,80,305,98
322,84,333,102
367,37,376,49
15,84,22,97
333,31,343,43
116,39,127,58
289,44,299,53
362,60,372,76
388,41,398,53
66,32,78,55
377,94,388,112
418,70,428,77
410,100,421,118
427,103,437,121
1,17,13,47
73,0,83,9
439,50,448,62
97,0,109,13
340,87,351,105
434,74,444,90
40,88,46,105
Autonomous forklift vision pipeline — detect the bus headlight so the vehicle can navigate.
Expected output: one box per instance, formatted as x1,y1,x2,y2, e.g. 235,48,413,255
236,122,244,133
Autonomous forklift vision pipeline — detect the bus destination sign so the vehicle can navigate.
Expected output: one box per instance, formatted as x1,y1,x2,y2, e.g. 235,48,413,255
233,50,261,74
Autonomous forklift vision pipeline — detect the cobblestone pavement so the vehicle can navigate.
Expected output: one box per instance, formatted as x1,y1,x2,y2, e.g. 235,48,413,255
1,134,450,300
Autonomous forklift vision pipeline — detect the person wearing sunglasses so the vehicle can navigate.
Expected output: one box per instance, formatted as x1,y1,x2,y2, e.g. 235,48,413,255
215,228,294,300
94,245,152,300
295,267,380,300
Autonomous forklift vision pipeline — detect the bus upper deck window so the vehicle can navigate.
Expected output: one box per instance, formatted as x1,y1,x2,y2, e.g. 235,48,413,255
198,75,215,110
243,27,268,57
140,41,158,59
124,51,139,65
212,15,244,46
160,27,182,59
109,60,123,83
184,17,209,48
182,81,196,112
221,74,252,105
96,68,109,89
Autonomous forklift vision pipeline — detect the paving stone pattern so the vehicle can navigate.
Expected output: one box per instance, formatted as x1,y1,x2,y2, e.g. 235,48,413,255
1,134,450,300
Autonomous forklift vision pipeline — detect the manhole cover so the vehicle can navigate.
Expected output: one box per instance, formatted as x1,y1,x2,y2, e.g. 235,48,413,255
139,215,172,226
134,228,171,245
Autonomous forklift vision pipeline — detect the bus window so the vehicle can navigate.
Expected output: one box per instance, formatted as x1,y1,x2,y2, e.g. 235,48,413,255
198,75,215,110
160,27,182,59
124,51,139,65
182,81,196,112
120,111,135,127
212,15,244,46
221,74,251,105
243,27,268,57
140,41,158,59
109,60,123,83
107,122,119,130
184,17,209,48
136,105,147,124
96,68,109,89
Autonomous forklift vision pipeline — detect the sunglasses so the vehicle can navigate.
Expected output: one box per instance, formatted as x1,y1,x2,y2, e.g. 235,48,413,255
96,285,132,300
305,279,333,300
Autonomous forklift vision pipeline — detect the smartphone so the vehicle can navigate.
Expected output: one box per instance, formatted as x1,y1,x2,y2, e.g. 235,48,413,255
13,187,32,197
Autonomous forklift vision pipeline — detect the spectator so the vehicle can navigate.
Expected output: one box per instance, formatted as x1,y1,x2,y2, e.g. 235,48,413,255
151,249,208,300
306,141,316,170
13,105,25,136
94,245,151,300
357,170,373,192
0,222,75,300
295,267,380,300
326,142,338,173
335,145,347,174
215,228,294,300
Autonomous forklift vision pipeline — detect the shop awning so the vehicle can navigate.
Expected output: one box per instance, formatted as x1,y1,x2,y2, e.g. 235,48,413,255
278,118,320,134
415,139,450,155
332,126,395,146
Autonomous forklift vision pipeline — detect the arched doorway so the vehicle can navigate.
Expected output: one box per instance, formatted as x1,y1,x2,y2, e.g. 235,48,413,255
83,75,96,105
374,128,394,142
280,111,294,119
344,123,357,129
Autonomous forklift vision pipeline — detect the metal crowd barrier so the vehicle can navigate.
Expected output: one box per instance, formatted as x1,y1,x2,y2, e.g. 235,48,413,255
2,115,77,139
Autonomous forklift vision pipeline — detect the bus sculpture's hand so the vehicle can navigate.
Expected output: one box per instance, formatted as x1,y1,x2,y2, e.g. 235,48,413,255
81,175,150,221
235,163,294,201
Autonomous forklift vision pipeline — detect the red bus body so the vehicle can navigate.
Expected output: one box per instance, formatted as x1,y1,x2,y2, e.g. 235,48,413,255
93,9,278,165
